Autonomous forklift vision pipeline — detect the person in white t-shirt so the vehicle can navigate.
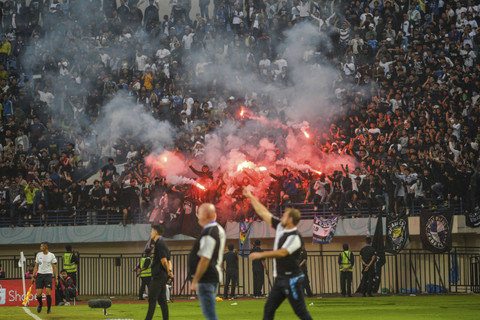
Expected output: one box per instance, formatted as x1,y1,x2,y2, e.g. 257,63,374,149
32,242,58,314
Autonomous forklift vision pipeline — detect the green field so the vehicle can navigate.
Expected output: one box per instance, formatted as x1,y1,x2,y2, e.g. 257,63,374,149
4,295,480,320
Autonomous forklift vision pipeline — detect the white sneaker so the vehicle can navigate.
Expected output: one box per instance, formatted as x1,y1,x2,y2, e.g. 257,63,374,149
64,302,70,306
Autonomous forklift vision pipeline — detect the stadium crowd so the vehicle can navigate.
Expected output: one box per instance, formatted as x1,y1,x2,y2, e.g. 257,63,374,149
0,0,479,229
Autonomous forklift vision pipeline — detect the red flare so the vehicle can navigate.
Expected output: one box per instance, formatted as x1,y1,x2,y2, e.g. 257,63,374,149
240,106,245,118
259,167,267,172
303,130,310,139
163,157,168,163
237,161,251,172
311,169,322,175
194,182,207,191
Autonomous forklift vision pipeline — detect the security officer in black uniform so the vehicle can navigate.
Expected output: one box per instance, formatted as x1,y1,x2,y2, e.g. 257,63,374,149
251,240,267,298
137,248,152,300
244,188,313,320
223,243,239,300
338,243,354,297
145,225,173,320
359,237,376,297
298,246,313,297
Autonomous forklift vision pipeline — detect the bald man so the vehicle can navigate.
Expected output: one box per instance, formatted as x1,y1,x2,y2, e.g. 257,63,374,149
189,203,226,320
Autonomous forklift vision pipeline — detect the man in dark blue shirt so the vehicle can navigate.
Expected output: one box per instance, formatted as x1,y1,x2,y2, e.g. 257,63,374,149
359,237,376,297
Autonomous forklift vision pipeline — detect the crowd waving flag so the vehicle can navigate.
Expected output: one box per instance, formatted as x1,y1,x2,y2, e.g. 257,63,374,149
420,209,454,253
312,215,339,244
385,214,410,254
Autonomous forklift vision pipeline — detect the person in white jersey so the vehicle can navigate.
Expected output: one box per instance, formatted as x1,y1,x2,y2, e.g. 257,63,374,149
32,242,58,314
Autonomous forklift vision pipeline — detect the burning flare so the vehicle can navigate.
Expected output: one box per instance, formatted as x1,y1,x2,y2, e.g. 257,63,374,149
239,106,246,118
194,182,207,191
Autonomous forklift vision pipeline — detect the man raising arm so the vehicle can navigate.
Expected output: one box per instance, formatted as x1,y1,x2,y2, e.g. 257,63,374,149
243,188,312,320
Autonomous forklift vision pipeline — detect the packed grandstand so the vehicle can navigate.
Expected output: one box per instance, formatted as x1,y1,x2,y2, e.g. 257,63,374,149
0,0,478,232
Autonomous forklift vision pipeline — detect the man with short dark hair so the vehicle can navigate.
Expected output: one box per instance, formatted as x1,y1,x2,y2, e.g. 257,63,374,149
359,237,376,297
222,243,238,300
243,188,312,320
32,242,58,314
338,243,354,297
145,225,173,320
56,269,76,305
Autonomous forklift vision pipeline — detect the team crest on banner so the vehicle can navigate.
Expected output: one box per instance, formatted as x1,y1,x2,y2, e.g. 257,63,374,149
420,210,453,253
313,215,339,244
466,205,480,228
386,215,410,254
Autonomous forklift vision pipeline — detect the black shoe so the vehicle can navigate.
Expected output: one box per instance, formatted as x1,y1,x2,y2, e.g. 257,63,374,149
368,293,373,297
138,297,145,300
47,309,51,314
348,294,352,297
341,294,346,297
362,293,366,297
37,305,42,313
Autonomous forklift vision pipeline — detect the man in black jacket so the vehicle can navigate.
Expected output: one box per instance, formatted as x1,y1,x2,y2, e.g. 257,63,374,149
222,244,238,300
251,239,267,298
145,225,173,320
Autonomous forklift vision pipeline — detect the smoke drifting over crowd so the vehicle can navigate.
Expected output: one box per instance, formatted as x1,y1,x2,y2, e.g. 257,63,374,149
21,2,359,221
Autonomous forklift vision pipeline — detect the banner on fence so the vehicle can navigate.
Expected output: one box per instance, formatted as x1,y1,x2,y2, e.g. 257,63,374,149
465,205,480,228
312,215,339,244
420,210,453,253
385,214,410,254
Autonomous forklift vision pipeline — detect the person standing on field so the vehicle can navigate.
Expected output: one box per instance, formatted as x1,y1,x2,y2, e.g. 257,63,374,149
189,203,226,320
338,243,354,297
32,242,58,314
145,225,173,320
243,188,313,320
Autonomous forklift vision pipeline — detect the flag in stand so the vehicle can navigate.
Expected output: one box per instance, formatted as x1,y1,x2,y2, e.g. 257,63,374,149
371,213,385,293
239,221,252,257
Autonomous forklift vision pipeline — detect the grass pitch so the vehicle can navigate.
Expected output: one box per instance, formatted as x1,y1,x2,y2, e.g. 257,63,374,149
3,295,479,319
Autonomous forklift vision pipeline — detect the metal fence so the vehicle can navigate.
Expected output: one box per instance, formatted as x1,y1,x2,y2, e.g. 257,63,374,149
0,197,466,228
1,248,478,297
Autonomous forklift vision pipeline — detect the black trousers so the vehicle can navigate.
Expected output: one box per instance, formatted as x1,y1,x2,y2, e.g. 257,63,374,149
263,276,312,320
340,272,352,296
302,271,313,297
224,272,238,298
139,276,151,298
362,266,375,295
253,269,264,296
145,277,168,320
